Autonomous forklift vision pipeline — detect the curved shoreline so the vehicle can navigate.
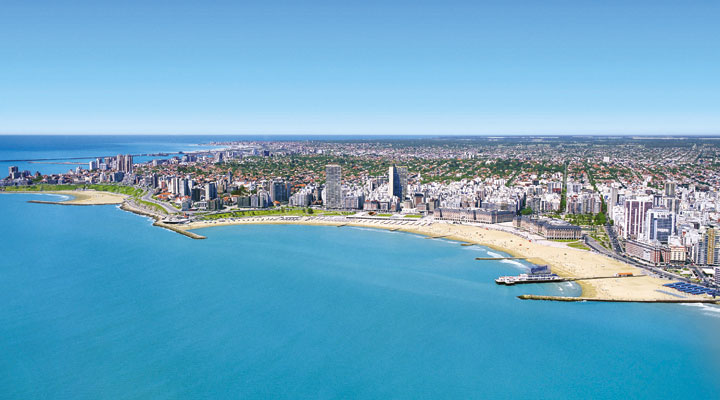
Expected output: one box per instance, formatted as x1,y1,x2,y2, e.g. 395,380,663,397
178,216,703,303
2,189,125,205
7,189,717,304
119,202,207,239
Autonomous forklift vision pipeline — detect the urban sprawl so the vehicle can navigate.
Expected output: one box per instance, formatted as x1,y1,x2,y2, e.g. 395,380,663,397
4,136,720,289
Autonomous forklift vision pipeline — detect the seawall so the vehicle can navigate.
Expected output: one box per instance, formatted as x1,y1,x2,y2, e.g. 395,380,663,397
518,294,720,304
119,203,206,240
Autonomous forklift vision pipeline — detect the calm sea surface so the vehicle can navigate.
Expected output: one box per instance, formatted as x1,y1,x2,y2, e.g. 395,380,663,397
0,135,231,175
1,193,720,399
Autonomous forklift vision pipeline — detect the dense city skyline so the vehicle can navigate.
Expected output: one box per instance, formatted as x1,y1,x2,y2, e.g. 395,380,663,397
4,1,720,397
5,135,720,286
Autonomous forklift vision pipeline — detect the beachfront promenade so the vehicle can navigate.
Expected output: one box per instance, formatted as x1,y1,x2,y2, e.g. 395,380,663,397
11,187,718,304
173,213,713,303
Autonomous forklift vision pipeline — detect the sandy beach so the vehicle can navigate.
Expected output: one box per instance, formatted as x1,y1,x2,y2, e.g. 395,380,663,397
181,216,700,302
5,189,126,205
10,188,712,303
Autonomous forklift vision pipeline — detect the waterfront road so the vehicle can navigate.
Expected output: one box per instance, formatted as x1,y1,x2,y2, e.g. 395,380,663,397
584,232,718,289
140,190,180,215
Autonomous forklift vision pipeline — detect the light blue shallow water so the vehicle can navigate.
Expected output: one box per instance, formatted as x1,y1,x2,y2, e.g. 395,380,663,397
1,193,720,399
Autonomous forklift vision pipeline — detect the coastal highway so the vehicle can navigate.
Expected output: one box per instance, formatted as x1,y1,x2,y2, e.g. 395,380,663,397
584,234,681,281
605,223,624,254
584,232,718,290
140,189,180,215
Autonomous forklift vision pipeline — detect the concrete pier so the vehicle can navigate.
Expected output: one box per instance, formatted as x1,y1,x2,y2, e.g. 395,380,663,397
120,203,206,240
154,222,207,240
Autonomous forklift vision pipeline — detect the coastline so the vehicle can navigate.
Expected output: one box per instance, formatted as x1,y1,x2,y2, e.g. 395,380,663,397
119,201,207,240
7,189,716,304
179,216,707,303
2,189,125,205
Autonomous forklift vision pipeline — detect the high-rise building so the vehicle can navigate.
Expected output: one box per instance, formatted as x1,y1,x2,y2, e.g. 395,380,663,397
663,197,680,214
180,179,190,197
169,177,180,194
702,225,720,266
191,187,203,202
251,190,271,208
269,181,291,203
623,199,653,239
125,155,133,173
610,186,618,208
644,208,676,244
664,182,677,197
8,166,20,179
388,165,408,199
325,164,342,209
205,182,217,200
116,154,134,173
151,173,159,189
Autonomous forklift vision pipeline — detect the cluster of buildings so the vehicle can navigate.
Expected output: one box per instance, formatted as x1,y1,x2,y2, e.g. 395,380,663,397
600,181,720,269
5,136,720,279
515,217,583,240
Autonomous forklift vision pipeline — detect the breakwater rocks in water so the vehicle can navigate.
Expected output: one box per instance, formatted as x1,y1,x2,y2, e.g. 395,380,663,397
154,222,207,240
119,203,206,240
518,294,720,304
27,200,93,206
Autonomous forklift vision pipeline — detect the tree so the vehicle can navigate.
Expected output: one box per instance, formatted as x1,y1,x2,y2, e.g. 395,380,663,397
593,212,607,225
306,208,314,214
231,186,247,196
520,207,533,216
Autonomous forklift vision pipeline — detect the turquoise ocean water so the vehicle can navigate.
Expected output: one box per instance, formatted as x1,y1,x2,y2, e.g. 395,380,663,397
1,193,720,399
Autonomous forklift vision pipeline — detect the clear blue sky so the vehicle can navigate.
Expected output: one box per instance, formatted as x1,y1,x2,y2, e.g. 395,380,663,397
1,0,718,135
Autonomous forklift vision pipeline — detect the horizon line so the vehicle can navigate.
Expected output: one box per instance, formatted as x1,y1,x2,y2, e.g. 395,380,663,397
2,132,720,137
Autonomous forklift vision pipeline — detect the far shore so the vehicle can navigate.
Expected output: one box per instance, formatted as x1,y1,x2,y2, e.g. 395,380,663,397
6,188,717,304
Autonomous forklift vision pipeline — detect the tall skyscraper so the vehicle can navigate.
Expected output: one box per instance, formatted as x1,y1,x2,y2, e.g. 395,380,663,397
664,182,677,197
180,179,190,197
702,225,720,266
663,197,680,214
623,199,653,239
270,181,290,203
8,166,21,179
191,187,203,202
116,154,134,173
610,185,618,208
170,177,181,194
205,182,218,200
388,165,408,199
644,208,676,244
325,164,342,209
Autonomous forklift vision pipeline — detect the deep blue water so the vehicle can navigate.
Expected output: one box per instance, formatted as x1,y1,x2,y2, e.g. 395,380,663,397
0,135,229,176
1,193,720,399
